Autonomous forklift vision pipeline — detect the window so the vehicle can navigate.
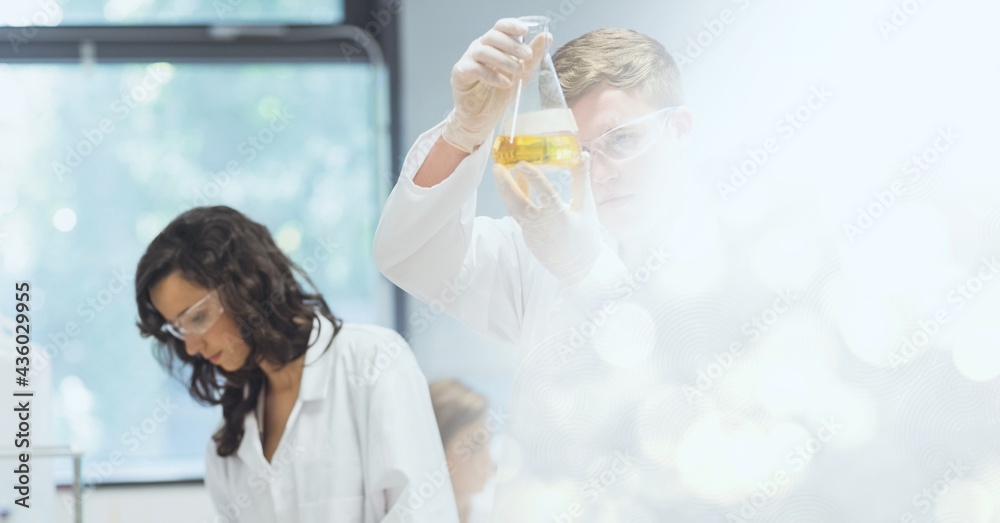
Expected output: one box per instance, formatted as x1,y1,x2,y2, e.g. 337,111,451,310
0,10,399,485
1,0,344,25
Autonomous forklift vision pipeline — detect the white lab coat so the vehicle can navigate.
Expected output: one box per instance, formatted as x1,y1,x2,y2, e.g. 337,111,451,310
372,121,716,521
372,122,623,521
203,314,460,523
372,121,596,352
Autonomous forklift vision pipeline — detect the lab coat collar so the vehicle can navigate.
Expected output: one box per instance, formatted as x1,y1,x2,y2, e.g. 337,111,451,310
235,312,336,465
247,311,336,404
298,312,337,402
236,409,265,466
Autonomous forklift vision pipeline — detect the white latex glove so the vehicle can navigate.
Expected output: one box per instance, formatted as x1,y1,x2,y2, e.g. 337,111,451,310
442,18,551,154
493,153,630,298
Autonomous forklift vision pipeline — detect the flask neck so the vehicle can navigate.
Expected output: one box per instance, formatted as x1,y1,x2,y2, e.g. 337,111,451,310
519,16,551,45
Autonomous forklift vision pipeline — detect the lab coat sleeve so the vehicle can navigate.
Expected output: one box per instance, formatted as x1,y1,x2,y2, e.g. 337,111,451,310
204,438,236,522
373,120,534,345
364,331,460,522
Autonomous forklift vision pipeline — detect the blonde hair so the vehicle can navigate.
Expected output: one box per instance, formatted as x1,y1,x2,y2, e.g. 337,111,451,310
553,28,684,108
429,379,489,445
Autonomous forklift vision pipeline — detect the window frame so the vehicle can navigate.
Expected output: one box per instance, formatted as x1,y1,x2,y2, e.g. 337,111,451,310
0,0,409,489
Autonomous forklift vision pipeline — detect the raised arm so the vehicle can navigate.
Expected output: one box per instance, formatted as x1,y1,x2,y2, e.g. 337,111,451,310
412,136,469,189
373,19,550,344
413,18,548,187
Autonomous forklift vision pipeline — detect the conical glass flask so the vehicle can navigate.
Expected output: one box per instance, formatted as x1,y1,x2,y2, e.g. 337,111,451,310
492,15,581,202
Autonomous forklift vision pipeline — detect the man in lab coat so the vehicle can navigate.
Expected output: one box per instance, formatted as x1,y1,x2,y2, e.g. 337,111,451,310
374,19,720,521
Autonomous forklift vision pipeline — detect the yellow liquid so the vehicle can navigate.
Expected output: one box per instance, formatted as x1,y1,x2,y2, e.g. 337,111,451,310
492,134,582,168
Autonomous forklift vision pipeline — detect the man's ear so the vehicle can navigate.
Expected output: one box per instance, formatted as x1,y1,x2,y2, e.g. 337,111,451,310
669,106,695,144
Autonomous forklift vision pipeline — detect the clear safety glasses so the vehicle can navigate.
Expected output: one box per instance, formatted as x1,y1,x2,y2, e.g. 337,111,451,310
580,106,679,163
161,290,225,341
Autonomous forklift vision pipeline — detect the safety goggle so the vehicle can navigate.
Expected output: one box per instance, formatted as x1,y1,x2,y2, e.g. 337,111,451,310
161,290,225,341
580,106,679,163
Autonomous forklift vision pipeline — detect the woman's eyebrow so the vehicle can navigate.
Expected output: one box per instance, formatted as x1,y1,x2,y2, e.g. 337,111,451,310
172,305,193,321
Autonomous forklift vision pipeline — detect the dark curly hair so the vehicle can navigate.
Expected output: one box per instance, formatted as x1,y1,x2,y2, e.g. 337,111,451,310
134,206,342,457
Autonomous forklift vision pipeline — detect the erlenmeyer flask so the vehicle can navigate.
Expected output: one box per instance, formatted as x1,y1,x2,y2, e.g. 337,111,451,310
492,15,581,203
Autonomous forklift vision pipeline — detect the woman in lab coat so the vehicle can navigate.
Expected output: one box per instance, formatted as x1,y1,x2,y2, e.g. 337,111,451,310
134,205,459,523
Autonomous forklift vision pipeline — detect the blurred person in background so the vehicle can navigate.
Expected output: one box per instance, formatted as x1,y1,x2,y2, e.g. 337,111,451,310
134,206,459,523
428,379,498,523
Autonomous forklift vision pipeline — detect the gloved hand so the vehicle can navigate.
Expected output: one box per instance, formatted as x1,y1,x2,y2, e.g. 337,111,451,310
493,153,630,298
442,18,551,154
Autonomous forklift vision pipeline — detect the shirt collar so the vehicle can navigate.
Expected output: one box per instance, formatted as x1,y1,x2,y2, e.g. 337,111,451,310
236,312,337,463
298,312,337,402
246,311,335,404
